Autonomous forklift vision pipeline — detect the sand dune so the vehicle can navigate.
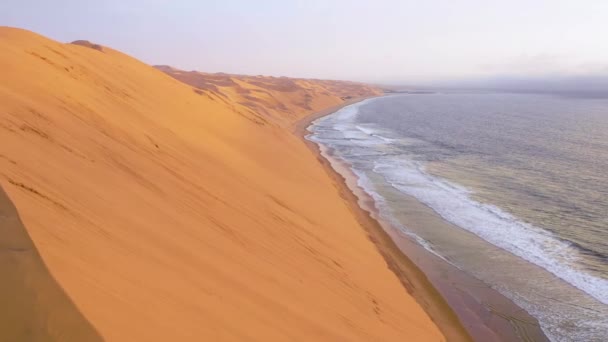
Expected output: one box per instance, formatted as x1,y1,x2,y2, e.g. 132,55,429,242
154,65,382,126
0,186,103,341
0,26,444,341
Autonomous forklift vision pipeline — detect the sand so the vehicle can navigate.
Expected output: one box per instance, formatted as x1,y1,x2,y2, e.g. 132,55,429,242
293,99,473,342
0,26,445,341
0,186,103,341
298,99,549,342
155,65,382,127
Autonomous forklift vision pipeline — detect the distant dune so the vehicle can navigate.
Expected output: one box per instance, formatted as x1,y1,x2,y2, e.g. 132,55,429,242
153,65,382,126
0,26,443,341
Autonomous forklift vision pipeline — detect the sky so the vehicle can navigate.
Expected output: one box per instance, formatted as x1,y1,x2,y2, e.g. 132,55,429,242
2,0,608,84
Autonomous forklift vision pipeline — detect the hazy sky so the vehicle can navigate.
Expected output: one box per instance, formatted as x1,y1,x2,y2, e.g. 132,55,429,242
2,0,608,83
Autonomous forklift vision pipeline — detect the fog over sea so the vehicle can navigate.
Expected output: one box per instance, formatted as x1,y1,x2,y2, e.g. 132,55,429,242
308,93,608,341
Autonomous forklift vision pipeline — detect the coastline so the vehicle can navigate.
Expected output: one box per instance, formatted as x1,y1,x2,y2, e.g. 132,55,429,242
292,96,472,342
293,97,549,342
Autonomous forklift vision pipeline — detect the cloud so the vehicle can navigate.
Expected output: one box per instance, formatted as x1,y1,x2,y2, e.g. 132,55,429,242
479,53,608,77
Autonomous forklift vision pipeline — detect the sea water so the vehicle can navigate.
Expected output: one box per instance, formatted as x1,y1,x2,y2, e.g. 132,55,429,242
308,93,608,341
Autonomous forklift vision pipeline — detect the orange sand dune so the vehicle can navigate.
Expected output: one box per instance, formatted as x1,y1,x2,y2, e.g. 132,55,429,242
0,27,444,341
154,65,382,126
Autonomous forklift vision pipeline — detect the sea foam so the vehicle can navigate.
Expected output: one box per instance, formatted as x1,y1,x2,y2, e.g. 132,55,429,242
308,97,608,341
311,98,608,306
372,157,608,305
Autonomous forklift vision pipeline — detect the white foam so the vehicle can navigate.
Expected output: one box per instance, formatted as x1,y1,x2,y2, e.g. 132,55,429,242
351,169,448,262
315,98,377,124
371,158,608,305
313,100,608,305
355,125,376,135
308,96,608,341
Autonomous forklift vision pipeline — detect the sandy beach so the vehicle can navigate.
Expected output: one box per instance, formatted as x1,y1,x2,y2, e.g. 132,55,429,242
295,97,550,342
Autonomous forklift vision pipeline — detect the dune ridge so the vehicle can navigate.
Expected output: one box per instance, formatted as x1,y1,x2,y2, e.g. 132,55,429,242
153,65,382,126
0,26,444,341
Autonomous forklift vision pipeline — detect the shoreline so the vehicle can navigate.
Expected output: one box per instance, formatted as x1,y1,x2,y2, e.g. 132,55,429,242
292,97,549,342
292,96,472,342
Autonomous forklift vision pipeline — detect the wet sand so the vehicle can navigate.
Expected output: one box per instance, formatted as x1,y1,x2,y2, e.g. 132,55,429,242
293,97,550,342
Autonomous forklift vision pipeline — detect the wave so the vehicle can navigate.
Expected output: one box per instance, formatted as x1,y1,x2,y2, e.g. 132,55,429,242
352,169,449,263
371,157,608,305
308,97,608,341
310,98,608,306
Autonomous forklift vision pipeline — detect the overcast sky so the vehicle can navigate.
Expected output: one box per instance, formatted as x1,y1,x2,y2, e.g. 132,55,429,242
2,0,608,83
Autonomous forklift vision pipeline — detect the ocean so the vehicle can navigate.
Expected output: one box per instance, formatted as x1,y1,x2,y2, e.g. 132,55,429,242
307,93,608,341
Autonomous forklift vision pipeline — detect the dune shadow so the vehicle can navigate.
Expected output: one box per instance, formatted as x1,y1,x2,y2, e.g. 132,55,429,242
0,185,104,342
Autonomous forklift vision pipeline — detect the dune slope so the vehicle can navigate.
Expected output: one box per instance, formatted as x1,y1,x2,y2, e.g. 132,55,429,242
0,185,103,342
0,27,443,341
154,65,382,127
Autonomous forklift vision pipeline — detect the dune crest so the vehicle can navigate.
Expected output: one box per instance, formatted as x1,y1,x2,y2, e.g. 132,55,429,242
70,40,104,52
0,26,443,341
